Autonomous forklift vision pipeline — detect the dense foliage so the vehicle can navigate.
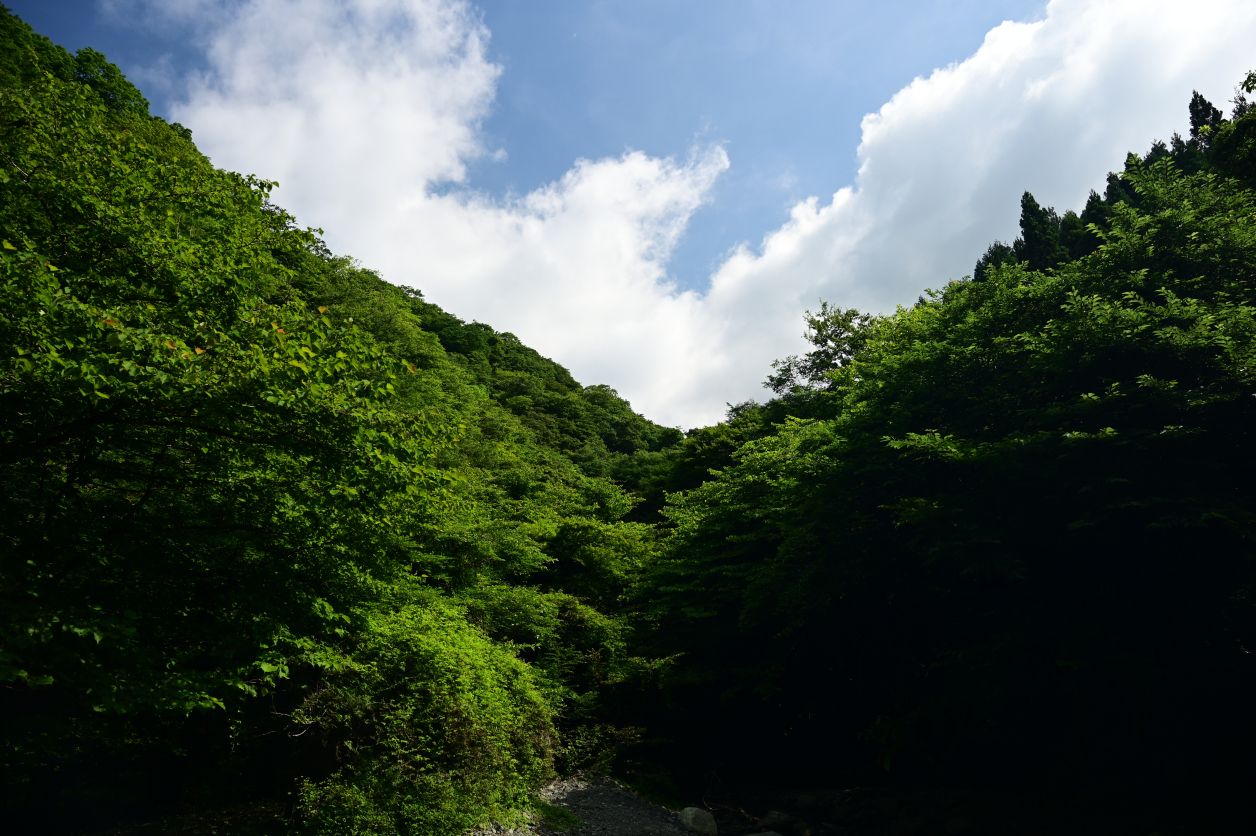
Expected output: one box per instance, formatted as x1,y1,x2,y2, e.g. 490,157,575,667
0,8,673,834
3,5,1256,832
634,77,1256,790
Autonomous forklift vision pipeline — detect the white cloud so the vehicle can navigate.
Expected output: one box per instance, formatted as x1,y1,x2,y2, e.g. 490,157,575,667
707,0,1256,328
174,0,498,216
169,0,1256,427
367,147,734,420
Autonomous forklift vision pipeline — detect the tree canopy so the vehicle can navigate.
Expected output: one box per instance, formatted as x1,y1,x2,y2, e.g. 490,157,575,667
633,86,1256,791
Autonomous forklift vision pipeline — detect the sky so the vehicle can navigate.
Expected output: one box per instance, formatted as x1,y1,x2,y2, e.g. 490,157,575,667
12,0,1256,427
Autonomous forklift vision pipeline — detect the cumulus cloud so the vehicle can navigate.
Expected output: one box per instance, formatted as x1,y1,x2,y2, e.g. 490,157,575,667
174,0,499,216
165,0,1256,427
707,0,1256,330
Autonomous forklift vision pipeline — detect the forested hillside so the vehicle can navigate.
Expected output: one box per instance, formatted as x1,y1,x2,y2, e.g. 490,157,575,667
0,8,680,834
630,74,1256,797
2,5,1255,835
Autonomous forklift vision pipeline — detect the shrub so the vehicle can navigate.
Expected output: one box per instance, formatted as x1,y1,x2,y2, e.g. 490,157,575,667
295,597,555,836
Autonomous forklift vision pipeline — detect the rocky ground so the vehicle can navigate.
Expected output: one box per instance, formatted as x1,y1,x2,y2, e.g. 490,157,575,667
471,777,690,836
480,779,1253,836
476,781,986,836
470,779,988,836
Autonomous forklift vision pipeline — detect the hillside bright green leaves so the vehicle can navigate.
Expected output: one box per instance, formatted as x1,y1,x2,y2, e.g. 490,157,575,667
0,72,457,716
0,27,671,834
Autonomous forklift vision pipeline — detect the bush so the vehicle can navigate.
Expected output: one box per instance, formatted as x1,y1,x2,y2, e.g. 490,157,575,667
295,597,555,836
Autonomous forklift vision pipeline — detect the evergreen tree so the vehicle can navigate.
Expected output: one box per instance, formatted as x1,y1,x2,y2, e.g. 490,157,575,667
1189,89,1225,150
1011,191,1070,270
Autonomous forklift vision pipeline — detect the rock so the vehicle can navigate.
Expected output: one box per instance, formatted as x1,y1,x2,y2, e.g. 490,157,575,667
756,811,797,833
679,806,718,836
795,795,816,809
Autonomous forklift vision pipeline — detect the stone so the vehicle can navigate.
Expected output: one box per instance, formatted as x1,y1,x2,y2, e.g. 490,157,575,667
795,795,816,809
756,811,797,833
678,806,718,836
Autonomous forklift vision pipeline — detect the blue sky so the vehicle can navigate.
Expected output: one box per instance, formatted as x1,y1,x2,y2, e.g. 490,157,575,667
10,1,1256,426
461,1,1049,289
18,0,1044,290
